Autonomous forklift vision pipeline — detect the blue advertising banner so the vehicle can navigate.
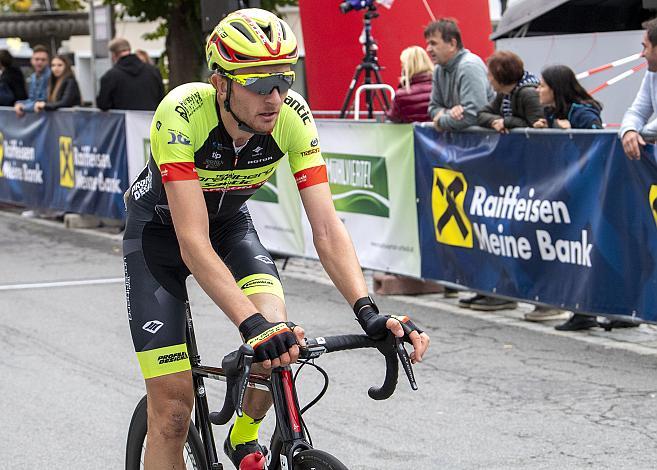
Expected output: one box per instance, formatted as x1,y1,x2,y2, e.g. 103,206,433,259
0,109,128,219
414,126,657,321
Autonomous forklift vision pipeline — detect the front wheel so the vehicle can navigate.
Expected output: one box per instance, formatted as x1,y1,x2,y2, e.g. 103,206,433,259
293,449,349,470
125,395,208,470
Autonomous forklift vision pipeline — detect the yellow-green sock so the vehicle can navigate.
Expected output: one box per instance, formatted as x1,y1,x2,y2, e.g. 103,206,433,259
229,412,264,449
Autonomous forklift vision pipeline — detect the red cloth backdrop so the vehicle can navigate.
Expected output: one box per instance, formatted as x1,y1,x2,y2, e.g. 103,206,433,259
298,0,493,112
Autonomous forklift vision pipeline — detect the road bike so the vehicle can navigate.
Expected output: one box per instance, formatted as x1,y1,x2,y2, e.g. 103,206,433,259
125,301,418,469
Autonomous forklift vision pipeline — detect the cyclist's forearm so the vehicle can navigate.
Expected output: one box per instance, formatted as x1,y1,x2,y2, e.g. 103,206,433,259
181,241,257,327
313,222,368,307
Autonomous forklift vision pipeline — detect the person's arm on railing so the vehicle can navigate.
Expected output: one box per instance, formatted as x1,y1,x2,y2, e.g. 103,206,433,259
477,94,502,128
437,64,488,130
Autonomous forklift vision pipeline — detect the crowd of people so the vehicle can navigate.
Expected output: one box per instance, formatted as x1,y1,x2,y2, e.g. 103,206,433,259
385,16,657,332
0,38,164,116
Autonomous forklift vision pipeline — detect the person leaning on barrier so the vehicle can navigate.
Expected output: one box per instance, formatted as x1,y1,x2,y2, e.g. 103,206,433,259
533,65,603,130
620,17,657,160
33,55,81,112
14,44,50,117
0,49,27,106
386,46,433,123
424,18,494,132
96,38,164,111
477,50,542,133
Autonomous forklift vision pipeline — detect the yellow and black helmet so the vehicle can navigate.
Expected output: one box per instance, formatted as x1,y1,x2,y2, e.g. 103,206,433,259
206,8,298,72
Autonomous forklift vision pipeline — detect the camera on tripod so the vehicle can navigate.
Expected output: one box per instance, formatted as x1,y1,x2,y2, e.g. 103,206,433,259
339,0,377,14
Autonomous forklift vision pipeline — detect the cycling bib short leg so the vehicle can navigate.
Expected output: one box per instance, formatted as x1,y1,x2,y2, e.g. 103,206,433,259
123,204,283,379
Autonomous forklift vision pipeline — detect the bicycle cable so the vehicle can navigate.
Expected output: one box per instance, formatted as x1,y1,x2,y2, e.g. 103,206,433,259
293,359,330,447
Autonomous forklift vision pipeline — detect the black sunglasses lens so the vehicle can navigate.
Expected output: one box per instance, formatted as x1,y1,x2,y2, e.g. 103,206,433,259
248,75,294,95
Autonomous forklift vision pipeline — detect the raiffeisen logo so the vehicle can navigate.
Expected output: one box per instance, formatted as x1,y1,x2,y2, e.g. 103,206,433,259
59,136,75,188
431,168,473,248
324,152,389,218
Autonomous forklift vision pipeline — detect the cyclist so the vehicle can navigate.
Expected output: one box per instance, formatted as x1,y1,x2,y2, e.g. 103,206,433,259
122,8,430,469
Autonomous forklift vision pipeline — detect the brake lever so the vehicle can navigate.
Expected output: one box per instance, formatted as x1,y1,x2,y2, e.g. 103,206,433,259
394,337,418,391
234,344,254,417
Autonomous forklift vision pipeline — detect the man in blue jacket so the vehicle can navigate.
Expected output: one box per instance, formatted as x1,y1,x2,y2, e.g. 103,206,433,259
14,45,50,117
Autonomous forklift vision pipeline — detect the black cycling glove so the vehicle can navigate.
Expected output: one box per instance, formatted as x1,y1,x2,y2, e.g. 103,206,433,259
353,296,423,341
239,313,298,363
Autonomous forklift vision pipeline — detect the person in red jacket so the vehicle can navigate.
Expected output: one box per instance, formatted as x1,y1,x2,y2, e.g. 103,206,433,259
386,46,434,123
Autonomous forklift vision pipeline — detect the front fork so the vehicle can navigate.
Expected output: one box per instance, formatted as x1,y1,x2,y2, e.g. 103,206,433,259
268,367,312,469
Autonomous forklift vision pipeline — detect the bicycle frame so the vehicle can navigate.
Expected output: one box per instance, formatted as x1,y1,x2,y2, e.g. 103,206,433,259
184,301,312,470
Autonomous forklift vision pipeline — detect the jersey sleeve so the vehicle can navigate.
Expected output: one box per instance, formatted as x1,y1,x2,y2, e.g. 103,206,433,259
149,87,199,183
276,91,328,190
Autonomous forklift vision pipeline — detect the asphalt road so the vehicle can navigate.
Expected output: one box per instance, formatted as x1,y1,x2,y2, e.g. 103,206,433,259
2,213,657,469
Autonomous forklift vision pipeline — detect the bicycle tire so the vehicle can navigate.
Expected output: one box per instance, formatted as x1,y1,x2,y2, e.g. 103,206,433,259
125,395,208,470
292,449,349,470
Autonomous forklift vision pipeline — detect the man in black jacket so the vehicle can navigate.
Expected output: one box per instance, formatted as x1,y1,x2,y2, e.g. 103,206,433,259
96,38,164,111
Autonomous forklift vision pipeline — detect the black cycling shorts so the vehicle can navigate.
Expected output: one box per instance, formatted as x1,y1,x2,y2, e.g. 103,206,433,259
122,204,283,379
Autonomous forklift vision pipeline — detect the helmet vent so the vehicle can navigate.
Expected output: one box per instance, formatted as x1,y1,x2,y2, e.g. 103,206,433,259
218,42,231,60
260,24,273,42
232,22,257,43
279,20,287,40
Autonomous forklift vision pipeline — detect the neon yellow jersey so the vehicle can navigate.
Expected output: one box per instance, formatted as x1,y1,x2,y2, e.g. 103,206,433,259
129,83,326,222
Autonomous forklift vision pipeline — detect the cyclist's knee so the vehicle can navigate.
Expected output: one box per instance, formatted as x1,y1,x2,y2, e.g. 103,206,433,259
145,372,193,441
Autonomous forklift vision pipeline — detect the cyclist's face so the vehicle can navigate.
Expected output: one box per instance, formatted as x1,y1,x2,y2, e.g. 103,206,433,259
222,64,291,134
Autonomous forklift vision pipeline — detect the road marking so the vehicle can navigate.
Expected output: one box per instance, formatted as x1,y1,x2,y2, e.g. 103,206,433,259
0,278,124,291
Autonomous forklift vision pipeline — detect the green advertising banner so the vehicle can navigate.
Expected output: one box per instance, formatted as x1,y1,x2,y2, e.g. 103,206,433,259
310,121,421,277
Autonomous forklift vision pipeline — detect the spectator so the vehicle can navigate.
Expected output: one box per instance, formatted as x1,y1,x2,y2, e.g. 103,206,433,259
134,49,153,65
477,50,542,132
34,55,81,112
96,38,164,111
620,17,657,160
424,18,494,131
425,19,513,310
14,44,50,117
0,49,27,106
533,65,603,130
386,46,433,123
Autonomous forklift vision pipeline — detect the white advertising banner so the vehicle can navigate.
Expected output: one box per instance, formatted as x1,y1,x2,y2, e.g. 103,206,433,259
124,110,154,182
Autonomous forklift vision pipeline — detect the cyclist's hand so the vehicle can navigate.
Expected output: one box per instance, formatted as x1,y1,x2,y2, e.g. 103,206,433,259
354,297,430,364
239,313,299,369
384,315,431,364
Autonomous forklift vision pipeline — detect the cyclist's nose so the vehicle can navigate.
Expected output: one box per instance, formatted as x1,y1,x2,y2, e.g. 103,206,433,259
266,87,283,104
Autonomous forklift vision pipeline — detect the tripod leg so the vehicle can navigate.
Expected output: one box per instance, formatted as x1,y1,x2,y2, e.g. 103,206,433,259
340,65,365,119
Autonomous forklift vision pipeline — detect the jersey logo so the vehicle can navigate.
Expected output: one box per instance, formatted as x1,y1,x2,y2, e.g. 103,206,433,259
155,121,162,131
253,146,263,156
254,255,274,265
284,95,311,125
432,168,473,248
310,138,318,147
167,131,191,145
142,320,164,334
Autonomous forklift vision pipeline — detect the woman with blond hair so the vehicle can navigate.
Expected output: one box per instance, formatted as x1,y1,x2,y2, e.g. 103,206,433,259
386,45,434,122
34,54,81,111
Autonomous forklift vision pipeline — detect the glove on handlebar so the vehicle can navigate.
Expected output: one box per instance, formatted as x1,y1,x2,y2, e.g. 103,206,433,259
238,313,298,362
353,296,424,341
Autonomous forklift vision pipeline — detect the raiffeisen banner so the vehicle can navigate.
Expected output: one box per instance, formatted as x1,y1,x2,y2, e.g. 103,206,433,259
414,126,657,321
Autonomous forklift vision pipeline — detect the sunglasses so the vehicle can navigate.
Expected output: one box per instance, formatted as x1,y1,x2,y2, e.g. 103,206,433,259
222,71,295,95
